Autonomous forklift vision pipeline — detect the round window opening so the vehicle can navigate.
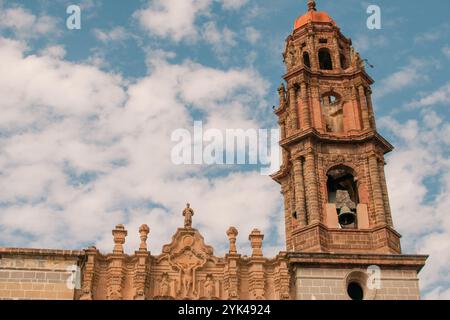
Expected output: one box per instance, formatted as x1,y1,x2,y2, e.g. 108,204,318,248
347,282,364,300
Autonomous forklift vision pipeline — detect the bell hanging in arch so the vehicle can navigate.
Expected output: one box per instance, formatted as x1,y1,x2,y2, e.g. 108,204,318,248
338,206,356,226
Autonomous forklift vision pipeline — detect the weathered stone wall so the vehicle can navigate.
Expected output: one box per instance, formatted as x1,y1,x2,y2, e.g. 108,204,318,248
294,267,421,300
0,249,83,300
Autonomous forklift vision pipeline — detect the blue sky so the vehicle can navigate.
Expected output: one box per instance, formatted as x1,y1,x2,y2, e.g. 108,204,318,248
0,0,449,299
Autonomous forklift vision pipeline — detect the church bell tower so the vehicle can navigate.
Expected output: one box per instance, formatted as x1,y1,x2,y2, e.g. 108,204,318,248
271,1,427,300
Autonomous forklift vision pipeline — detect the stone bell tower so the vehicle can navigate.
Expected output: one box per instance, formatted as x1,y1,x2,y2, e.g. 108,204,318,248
272,1,427,300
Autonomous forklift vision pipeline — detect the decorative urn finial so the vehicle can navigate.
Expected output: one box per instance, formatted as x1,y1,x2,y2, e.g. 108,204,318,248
138,224,150,251
112,224,128,254
226,227,239,254
249,229,264,257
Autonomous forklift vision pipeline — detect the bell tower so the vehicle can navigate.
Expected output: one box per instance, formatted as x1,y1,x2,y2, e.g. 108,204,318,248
272,0,427,300
272,0,402,254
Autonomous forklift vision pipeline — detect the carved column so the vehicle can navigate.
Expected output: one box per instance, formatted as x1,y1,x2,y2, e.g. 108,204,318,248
274,255,291,300
368,155,386,225
225,228,240,300
248,230,266,299
304,150,320,224
281,183,293,251
289,86,299,131
134,224,150,300
79,246,98,300
366,88,377,130
225,257,240,300
378,161,393,227
358,85,371,130
107,224,127,300
300,82,312,130
293,157,307,227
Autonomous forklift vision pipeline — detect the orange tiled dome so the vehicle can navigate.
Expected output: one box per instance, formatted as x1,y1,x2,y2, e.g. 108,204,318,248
294,1,336,30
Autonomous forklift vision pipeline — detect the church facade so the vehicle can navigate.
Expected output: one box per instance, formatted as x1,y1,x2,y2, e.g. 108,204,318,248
0,1,427,300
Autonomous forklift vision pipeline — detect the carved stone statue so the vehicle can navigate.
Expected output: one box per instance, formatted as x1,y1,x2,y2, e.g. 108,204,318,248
183,203,194,229
204,274,215,299
160,273,171,297
181,265,195,297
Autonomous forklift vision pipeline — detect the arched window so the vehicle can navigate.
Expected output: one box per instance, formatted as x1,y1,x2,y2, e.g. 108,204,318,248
303,52,311,68
327,165,358,228
318,48,333,70
321,93,343,133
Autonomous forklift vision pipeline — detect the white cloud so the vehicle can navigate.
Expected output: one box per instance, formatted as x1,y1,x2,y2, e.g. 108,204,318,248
0,5,59,39
0,36,281,256
133,0,212,43
353,34,388,53
374,59,430,98
414,24,450,44
408,82,450,108
424,287,450,300
39,45,66,59
93,26,129,43
443,46,450,59
380,113,450,299
245,26,261,44
201,21,237,60
220,0,248,10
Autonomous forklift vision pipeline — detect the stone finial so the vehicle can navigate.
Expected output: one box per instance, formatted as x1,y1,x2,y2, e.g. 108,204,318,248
249,229,264,257
226,227,239,254
307,0,317,12
112,224,128,254
138,224,150,251
183,203,194,229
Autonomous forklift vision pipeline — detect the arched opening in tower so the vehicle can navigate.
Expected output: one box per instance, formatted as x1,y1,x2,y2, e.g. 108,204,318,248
318,48,333,70
327,166,359,228
321,93,343,133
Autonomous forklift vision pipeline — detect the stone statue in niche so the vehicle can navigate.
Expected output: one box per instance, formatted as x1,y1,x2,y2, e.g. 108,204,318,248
181,265,195,297
321,94,344,133
173,249,205,298
159,273,171,297
203,274,215,299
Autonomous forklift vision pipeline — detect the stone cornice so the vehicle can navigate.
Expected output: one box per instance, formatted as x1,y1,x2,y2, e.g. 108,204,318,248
279,128,394,153
0,247,84,258
287,252,428,272
283,66,375,85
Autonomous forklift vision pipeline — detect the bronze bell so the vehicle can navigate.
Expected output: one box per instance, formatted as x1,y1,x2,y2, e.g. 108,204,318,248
338,206,356,226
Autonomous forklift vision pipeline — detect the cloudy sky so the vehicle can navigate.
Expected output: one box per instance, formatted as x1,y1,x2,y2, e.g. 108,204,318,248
0,0,449,299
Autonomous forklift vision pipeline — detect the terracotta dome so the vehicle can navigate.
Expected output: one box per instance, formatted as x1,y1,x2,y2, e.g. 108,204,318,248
294,1,336,30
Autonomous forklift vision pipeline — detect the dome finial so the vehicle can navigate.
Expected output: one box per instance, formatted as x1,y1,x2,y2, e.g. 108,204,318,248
307,0,317,11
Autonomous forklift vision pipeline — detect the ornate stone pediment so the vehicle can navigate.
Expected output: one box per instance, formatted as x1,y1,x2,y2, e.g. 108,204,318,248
77,204,292,300
158,228,215,299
